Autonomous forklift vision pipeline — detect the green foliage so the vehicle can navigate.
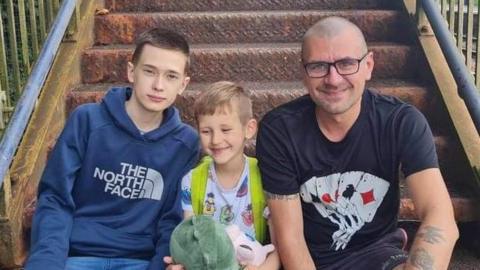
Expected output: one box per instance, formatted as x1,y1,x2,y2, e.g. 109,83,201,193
0,0,64,129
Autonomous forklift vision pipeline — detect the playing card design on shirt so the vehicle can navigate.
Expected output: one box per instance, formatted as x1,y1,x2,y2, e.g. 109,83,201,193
300,171,389,251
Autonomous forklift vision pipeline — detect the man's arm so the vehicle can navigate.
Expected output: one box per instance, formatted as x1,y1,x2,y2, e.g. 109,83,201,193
266,191,316,270
403,168,459,270
257,216,281,270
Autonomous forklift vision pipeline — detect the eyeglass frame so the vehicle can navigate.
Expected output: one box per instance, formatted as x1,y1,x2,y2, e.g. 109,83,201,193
303,51,371,78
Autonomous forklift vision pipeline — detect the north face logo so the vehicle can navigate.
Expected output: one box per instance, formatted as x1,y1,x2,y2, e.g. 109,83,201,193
93,162,164,201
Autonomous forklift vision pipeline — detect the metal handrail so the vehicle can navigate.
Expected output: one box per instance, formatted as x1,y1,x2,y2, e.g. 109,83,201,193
0,0,77,188
422,0,480,135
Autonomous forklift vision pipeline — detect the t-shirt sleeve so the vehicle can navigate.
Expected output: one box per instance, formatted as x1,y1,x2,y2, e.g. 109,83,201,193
256,118,300,195
180,170,193,212
396,106,439,177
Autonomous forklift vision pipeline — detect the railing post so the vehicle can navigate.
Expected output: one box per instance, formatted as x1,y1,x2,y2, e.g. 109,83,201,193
0,4,9,108
17,0,31,72
28,0,40,59
0,88,5,130
5,0,21,99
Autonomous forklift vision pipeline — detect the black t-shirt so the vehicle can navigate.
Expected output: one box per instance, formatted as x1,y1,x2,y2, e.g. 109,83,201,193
256,89,438,268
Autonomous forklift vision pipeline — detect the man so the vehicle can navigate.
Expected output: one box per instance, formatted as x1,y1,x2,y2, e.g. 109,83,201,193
256,17,458,270
25,28,199,270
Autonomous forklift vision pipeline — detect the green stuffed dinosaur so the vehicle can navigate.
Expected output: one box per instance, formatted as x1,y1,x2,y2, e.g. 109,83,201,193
170,215,240,270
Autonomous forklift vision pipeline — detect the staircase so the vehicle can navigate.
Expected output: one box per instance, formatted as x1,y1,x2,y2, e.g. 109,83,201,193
73,0,479,217
2,0,480,268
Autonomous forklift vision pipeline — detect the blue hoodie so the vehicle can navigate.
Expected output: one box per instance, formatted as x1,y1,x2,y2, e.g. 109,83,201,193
25,87,199,270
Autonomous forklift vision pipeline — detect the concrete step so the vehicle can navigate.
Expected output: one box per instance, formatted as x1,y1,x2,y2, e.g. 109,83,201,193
94,10,410,45
82,43,419,84
104,0,394,12
69,80,433,124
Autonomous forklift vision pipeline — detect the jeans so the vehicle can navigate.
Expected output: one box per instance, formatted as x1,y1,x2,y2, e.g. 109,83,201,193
65,257,149,270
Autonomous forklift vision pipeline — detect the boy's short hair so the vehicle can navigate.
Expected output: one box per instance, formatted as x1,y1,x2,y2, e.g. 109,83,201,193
194,81,253,124
131,28,190,72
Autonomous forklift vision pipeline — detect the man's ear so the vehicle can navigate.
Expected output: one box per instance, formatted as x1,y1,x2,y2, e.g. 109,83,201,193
245,118,258,140
364,52,374,81
178,76,190,95
127,62,135,83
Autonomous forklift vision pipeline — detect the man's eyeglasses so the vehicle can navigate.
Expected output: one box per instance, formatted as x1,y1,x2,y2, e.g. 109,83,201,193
303,52,370,78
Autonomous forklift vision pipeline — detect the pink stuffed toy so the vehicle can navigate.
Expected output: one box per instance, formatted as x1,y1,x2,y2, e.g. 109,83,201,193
225,224,275,266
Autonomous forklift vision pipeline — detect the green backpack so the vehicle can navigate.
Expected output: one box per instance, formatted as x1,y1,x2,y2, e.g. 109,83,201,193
190,156,267,243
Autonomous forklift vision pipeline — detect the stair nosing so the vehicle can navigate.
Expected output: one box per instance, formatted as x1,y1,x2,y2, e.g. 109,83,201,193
99,9,401,16
86,42,412,51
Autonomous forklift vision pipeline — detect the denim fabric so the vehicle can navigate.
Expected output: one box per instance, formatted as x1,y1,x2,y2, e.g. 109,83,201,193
65,257,149,270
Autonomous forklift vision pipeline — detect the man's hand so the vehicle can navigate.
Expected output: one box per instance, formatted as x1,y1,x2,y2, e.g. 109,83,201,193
163,256,185,270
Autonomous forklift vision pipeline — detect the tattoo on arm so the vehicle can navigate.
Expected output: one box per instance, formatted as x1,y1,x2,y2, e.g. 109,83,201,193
264,191,299,200
417,226,445,244
409,248,435,270
407,226,443,270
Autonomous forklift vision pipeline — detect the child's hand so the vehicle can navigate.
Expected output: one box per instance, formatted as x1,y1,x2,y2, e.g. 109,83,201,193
241,263,259,270
163,256,185,270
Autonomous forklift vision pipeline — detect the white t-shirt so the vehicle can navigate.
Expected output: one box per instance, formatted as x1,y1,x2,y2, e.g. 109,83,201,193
181,158,256,239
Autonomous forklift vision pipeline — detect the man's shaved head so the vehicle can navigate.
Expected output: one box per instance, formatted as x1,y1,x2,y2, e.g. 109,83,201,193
302,17,368,60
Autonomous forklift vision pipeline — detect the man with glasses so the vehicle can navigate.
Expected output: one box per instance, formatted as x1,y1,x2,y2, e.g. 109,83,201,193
256,16,458,270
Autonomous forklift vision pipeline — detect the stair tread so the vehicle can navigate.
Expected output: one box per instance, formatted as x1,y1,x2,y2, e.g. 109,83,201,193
104,0,394,12
73,79,426,93
82,42,417,84
95,9,410,45
102,9,400,16
87,42,409,51
71,80,431,121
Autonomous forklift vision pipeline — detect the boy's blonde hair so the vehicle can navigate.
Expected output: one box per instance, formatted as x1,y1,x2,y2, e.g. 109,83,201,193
194,81,253,124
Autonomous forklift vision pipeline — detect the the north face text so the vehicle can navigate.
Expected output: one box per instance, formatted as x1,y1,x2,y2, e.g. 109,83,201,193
93,162,164,200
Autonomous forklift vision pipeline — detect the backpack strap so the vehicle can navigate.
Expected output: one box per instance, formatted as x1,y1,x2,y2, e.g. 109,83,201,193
190,156,211,215
248,157,267,244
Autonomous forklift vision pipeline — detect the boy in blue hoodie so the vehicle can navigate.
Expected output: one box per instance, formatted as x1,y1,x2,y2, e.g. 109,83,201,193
25,28,199,270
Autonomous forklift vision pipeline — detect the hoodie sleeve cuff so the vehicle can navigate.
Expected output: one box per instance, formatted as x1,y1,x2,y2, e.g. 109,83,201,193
24,258,66,270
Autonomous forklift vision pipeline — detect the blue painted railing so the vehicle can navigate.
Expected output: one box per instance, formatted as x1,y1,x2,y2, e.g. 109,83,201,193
422,0,480,135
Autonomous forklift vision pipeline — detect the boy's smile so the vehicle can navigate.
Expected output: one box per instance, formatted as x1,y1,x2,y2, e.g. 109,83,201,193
198,103,256,169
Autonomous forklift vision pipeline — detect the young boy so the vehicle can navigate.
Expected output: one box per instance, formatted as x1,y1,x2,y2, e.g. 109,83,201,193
25,28,199,270
172,81,280,270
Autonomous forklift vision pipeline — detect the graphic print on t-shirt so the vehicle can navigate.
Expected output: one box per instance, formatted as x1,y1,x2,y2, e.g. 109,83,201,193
203,192,216,215
300,171,389,251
